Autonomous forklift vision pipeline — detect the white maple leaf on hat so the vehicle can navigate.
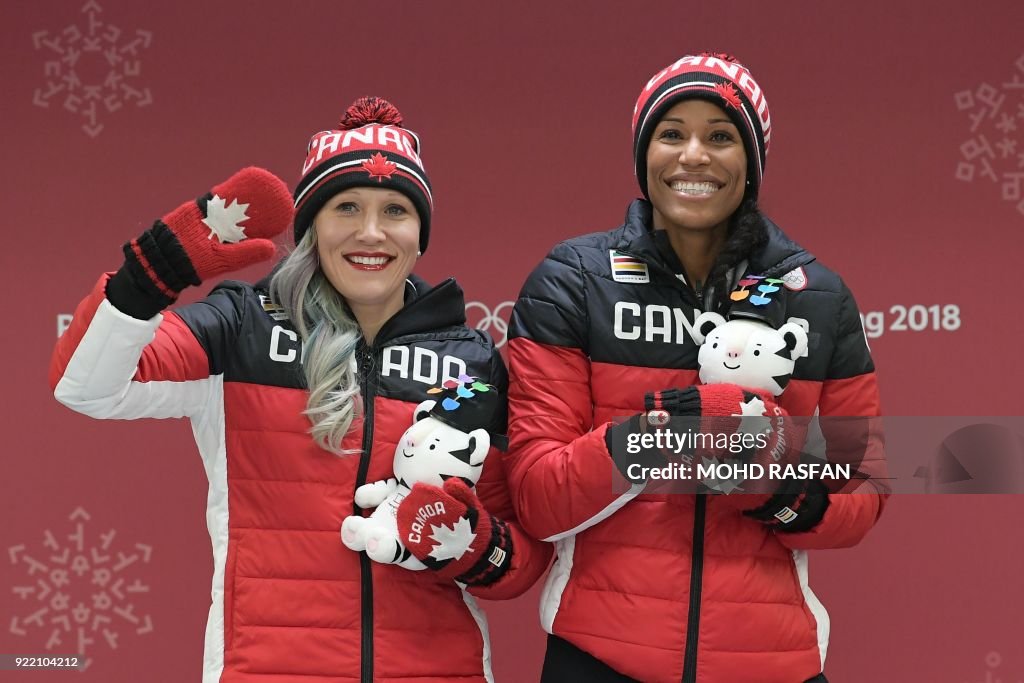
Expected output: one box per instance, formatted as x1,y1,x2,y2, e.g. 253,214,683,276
202,194,251,243
427,516,476,561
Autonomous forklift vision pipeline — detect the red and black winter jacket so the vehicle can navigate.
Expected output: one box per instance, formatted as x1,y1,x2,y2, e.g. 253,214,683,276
50,272,551,683
506,200,887,683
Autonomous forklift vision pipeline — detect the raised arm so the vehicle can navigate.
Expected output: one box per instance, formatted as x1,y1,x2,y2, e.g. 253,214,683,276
774,282,888,550
50,167,293,420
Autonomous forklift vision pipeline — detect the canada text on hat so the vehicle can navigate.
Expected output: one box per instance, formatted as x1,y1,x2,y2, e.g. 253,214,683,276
291,96,434,252
632,54,771,150
301,126,423,176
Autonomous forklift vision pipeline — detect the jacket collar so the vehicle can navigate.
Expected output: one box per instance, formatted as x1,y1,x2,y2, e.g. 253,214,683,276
615,198,815,280
747,217,815,278
256,266,466,345
378,274,466,343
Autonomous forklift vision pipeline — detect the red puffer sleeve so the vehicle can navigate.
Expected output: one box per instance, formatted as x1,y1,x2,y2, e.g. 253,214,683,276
776,281,890,549
504,245,641,542
468,346,554,598
50,272,238,420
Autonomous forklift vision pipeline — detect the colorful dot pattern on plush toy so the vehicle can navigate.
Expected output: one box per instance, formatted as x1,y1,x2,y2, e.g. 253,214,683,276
731,276,784,306
427,376,493,412
731,276,763,301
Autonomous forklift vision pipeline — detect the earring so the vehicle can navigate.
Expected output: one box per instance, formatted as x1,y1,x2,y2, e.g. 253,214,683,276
417,250,422,257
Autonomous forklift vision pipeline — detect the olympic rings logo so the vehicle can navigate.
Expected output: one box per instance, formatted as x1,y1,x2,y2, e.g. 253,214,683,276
465,301,514,348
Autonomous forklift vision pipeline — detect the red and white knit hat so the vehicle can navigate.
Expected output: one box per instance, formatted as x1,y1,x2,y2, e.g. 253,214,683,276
632,52,772,199
293,97,434,252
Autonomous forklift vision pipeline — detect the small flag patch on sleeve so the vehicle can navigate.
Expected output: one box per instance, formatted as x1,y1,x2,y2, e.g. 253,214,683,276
259,294,290,321
774,507,798,524
610,250,650,284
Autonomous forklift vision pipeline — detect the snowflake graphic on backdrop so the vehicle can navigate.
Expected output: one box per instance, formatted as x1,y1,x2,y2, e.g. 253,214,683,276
32,0,152,138
963,652,1024,683
9,507,154,672
954,54,1024,217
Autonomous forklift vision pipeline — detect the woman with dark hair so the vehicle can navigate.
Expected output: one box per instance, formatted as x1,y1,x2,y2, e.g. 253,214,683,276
506,54,886,683
50,97,550,683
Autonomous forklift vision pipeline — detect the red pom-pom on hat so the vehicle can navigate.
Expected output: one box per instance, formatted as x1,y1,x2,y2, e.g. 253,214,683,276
295,95,432,252
699,50,739,63
339,96,403,129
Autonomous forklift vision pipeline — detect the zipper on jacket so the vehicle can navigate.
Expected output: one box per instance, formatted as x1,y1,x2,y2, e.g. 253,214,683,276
681,496,707,683
356,343,376,683
702,284,716,314
622,246,709,312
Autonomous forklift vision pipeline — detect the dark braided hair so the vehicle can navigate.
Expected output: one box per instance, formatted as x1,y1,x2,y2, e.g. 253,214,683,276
705,197,768,313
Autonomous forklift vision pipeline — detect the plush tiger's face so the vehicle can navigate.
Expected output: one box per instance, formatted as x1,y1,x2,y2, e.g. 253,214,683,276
392,400,490,489
696,318,805,396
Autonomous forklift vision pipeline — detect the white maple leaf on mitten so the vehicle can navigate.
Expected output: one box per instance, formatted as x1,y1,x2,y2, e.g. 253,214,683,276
427,516,477,561
700,454,748,494
202,194,251,243
736,395,766,418
735,395,771,436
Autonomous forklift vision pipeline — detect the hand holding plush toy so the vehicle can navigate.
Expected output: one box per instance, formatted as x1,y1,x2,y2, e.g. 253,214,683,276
646,285,830,530
685,308,807,489
341,378,513,585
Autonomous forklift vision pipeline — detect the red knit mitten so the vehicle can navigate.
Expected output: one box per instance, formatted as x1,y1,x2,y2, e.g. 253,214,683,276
647,384,779,462
107,167,293,319
397,479,512,585
649,385,829,530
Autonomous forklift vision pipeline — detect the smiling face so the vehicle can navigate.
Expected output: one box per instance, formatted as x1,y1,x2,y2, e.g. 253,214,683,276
313,187,420,314
645,98,747,236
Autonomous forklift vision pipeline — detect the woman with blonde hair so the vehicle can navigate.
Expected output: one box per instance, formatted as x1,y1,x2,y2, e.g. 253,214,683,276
51,97,550,683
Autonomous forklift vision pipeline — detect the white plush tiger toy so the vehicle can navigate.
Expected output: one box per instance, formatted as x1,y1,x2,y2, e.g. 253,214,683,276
340,379,498,570
687,310,809,494
692,311,808,396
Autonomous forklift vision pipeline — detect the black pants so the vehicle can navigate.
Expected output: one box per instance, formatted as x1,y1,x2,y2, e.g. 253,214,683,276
540,634,829,683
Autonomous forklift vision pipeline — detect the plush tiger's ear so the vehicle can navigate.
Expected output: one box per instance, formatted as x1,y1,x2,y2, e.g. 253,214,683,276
414,400,436,422
778,322,808,360
693,312,727,345
446,428,490,468
465,428,489,467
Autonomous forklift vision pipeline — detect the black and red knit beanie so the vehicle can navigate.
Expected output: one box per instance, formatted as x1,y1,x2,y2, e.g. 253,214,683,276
632,52,772,199
293,96,433,253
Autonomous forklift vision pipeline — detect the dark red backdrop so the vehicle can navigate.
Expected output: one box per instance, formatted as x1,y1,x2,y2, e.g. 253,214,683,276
3,1,1023,681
